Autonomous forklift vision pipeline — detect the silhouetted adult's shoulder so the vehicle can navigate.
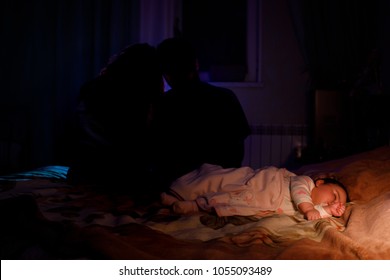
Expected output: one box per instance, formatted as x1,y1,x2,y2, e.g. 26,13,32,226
197,82,250,139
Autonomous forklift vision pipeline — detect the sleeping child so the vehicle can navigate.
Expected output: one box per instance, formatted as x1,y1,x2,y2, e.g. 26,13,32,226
160,163,348,220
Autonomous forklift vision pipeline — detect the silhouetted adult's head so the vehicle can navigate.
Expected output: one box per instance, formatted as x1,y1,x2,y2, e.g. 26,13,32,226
157,37,199,89
102,43,163,100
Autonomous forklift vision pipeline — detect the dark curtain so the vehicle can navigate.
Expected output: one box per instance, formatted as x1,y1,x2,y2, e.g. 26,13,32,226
287,0,382,91
0,0,140,170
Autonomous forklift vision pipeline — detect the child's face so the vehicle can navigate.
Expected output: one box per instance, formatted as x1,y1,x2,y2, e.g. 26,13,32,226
311,181,347,206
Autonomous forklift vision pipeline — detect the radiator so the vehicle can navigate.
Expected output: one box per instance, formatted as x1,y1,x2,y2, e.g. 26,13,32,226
242,124,308,169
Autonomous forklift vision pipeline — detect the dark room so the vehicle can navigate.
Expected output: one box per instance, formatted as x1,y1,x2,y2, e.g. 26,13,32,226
2,0,390,273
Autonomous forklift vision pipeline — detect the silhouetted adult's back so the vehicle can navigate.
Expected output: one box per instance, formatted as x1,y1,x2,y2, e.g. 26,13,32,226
67,43,163,192
152,37,250,190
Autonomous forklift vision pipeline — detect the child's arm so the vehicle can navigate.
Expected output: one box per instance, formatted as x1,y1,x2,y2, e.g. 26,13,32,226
291,176,322,220
298,202,321,220
299,202,345,220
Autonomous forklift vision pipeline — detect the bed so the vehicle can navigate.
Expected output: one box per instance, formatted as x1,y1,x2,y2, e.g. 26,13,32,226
1,145,390,260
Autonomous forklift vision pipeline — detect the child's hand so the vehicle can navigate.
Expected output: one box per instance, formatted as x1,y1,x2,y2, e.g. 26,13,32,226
328,202,345,217
304,209,321,220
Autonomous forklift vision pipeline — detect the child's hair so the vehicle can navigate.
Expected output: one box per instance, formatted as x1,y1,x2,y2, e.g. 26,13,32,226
314,177,350,202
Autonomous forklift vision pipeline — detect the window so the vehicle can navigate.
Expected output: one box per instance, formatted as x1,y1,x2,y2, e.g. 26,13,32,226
180,0,261,85
139,0,262,86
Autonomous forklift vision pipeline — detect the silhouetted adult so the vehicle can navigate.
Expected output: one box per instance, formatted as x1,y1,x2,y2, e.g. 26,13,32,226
152,37,251,190
67,43,163,192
